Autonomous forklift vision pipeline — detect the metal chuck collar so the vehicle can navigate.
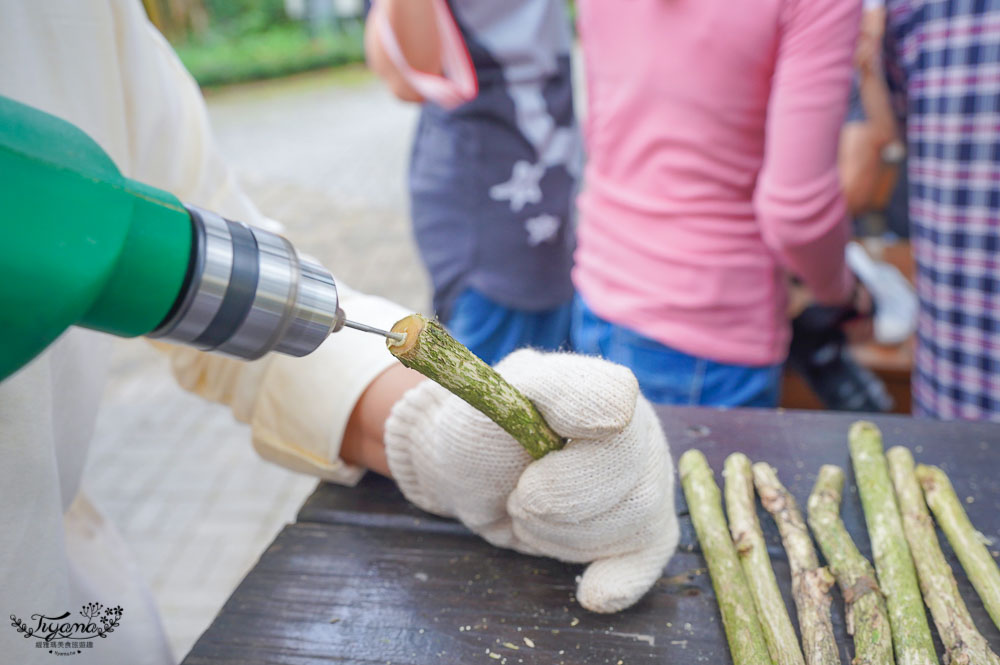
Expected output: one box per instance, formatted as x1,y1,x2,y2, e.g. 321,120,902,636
150,205,340,360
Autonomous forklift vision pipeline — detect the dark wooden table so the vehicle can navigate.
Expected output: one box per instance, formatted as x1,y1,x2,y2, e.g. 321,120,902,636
182,408,1000,664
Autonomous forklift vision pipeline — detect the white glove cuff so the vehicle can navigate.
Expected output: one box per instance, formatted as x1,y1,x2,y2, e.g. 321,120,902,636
384,380,452,517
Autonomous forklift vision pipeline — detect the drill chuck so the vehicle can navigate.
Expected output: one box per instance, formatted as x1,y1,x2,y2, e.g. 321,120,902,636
150,206,341,360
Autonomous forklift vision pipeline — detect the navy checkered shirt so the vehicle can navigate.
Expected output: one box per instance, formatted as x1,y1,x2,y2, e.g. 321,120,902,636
887,0,1000,420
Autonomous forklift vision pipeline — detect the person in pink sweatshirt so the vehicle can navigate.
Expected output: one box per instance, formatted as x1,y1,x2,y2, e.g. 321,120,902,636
571,0,868,407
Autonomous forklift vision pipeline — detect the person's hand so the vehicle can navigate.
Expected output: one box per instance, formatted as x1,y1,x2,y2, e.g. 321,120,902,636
383,349,678,613
842,280,876,345
786,274,875,345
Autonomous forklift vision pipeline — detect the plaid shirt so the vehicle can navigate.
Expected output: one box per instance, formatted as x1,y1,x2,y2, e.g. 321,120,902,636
886,0,1000,420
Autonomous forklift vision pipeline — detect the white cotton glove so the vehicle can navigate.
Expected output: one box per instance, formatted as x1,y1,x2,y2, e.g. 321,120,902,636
384,349,679,613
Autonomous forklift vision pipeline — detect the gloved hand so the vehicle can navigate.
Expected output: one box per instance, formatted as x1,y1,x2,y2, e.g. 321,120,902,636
384,349,678,613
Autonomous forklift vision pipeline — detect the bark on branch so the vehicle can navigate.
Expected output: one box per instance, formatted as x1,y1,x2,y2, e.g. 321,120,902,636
849,421,938,665
807,464,893,665
916,463,1000,634
724,453,805,665
753,462,840,665
387,314,564,459
680,450,772,665
887,447,1000,665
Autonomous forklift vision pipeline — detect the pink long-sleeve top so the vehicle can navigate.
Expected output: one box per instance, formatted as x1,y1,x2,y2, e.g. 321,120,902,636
574,0,860,366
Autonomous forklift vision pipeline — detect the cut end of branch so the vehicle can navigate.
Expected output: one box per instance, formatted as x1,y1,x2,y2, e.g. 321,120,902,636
915,464,941,493
816,464,845,490
387,315,424,354
848,420,885,462
807,466,845,527
751,462,784,511
886,445,915,469
724,451,751,472
679,449,709,480
849,420,880,439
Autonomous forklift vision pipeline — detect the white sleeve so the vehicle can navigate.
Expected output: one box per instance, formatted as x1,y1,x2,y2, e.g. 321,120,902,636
239,285,410,484
162,284,410,485
104,3,411,481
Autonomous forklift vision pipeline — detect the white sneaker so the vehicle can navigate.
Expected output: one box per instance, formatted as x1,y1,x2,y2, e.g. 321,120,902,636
846,241,918,346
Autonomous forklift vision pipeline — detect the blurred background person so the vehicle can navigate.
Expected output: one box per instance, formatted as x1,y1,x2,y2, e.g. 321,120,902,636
884,0,1000,420
840,0,909,237
571,0,868,407
785,0,914,415
364,0,581,364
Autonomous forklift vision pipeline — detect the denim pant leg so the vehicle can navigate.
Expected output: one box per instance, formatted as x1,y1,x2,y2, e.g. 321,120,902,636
571,296,781,408
572,296,702,404
447,288,573,365
699,359,783,408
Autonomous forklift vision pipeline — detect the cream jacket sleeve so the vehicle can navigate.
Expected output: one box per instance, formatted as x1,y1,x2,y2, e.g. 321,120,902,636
102,0,409,484
162,288,408,485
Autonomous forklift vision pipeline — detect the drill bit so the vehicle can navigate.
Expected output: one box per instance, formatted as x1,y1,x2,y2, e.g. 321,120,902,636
343,319,406,343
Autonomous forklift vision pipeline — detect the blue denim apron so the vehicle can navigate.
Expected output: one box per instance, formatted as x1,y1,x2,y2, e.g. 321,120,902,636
409,0,580,322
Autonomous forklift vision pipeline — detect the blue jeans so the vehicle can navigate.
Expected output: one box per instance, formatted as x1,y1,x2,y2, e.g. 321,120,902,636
446,288,573,365
571,296,782,407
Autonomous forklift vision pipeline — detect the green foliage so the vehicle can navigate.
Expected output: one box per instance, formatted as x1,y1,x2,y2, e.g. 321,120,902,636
174,23,365,87
201,0,291,36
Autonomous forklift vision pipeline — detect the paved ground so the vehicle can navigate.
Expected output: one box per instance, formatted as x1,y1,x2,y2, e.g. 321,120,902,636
82,67,428,660
204,65,430,311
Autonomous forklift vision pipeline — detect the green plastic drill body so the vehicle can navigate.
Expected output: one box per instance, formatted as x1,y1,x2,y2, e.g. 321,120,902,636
0,95,193,380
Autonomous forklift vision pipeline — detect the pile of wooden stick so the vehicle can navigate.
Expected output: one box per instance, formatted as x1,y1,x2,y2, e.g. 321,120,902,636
679,421,1000,665
383,316,997,663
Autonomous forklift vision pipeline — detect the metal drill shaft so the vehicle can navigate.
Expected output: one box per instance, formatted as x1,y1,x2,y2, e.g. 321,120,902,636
343,319,406,342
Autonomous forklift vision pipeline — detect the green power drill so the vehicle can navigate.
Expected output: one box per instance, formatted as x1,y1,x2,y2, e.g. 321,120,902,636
0,95,403,382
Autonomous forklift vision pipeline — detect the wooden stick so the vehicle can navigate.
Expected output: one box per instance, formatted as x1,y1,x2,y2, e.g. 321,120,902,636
752,463,840,665
887,447,1000,665
679,450,773,665
916,463,1000,634
848,421,938,665
387,314,564,459
724,454,805,665
807,465,893,665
